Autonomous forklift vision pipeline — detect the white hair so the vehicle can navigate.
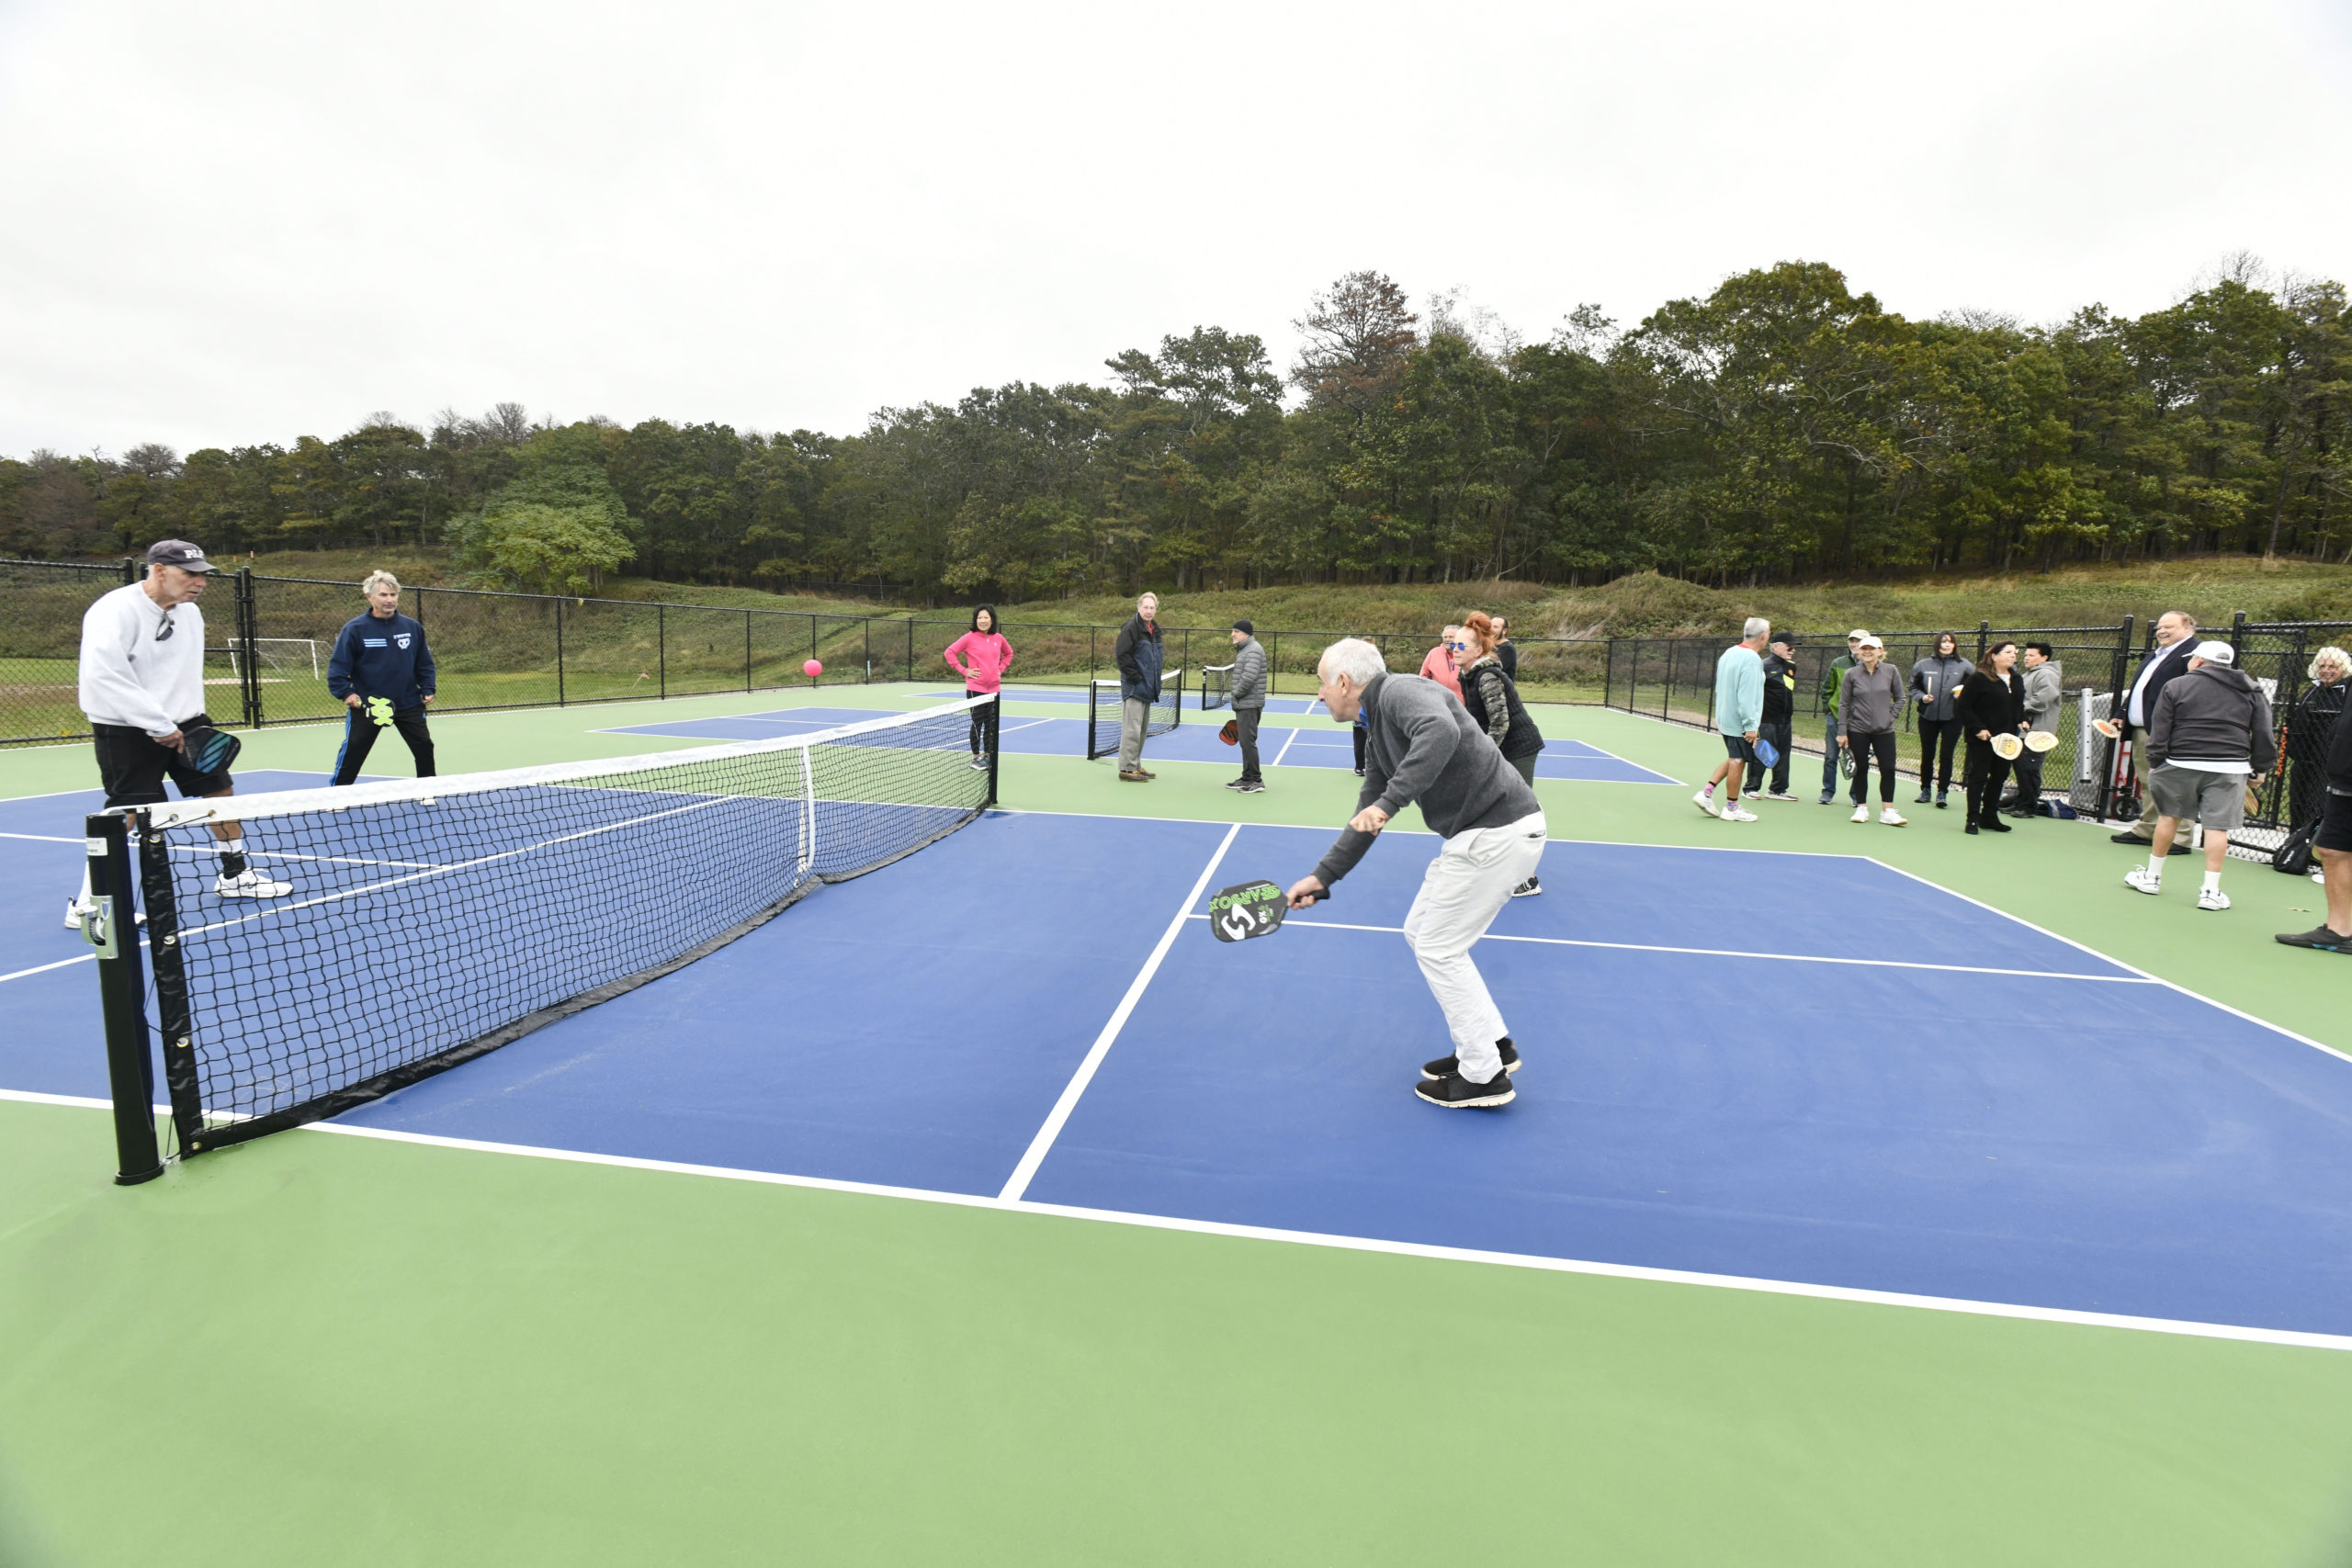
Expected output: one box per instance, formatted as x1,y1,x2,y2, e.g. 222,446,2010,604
2311,646,2350,681
1319,637,1388,689
363,570,401,596
1742,616,1770,640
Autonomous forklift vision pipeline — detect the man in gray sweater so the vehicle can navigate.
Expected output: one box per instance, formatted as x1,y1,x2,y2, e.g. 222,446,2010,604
1285,638,1547,1109
1226,620,1269,794
2125,641,2275,911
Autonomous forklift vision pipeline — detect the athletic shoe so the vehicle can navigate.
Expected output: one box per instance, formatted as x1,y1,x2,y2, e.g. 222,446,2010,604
1722,805,1758,822
1817,791,1834,805
1422,1038,1521,1080
1352,766,1365,777
1850,805,1870,823
2276,924,2352,951
1118,769,1150,783
1224,777,1250,790
62,897,90,931
1980,817,2012,833
2313,869,2328,886
2123,865,2162,896
2110,829,2147,845
1693,790,1720,818
1234,780,1265,794
1761,790,1798,802
1935,792,1950,809
968,754,989,772
1414,1069,1517,1109
1880,807,1906,827
2197,886,2232,911
2111,831,2191,854
1509,876,1541,897
1915,787,1931,804
216,868,292,898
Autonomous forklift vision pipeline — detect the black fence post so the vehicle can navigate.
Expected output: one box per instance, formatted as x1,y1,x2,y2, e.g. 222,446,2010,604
744,610,753,694
85,812,163,1185
555,597,566,706
864,619,872,684
657,604,667,699
2096,615,2135,822
2231,610,2246,659
809,613,819,687
233,567,261,729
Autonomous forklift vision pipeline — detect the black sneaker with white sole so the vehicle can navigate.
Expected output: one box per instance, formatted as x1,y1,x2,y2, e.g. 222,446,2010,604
1509,875,1541,897
2276,924,2352,952
1414,1070,1517,1109
1234,780,1265,793
1422,1037,1520,1080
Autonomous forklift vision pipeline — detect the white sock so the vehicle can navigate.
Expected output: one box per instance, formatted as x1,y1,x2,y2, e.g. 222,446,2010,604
2146,855,2165,882
2202,870,2222,893
74,862,93,907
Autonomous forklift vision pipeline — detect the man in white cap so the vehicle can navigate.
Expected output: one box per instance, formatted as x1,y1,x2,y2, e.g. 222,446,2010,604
2125,640,2274,910
66,539,291,926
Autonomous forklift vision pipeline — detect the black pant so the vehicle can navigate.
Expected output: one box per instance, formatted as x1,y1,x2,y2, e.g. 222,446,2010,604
332,705,435,785
1848,729,1898,805
1352,728,1367,770
93,715,232,806
1746,718,1792,793
2010,749,2044,808
1236,706,1262,781
1917,717,1961,793
1964,739,2011,825
967,688,997,755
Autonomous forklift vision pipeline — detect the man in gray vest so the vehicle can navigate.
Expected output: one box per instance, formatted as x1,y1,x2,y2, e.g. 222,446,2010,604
1286,638,1547,1109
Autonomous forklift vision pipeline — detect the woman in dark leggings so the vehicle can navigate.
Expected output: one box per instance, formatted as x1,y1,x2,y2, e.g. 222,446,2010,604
1909,631,1969,807
1955,640,2026,835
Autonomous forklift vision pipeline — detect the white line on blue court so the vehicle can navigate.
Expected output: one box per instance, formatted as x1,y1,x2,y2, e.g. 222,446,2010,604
997,822,1240,1202
1196,914,2155,984
1,1092,2324,1354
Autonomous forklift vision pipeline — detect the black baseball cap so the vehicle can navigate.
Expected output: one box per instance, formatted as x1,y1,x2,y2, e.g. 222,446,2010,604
1232,619,1253,635
144,539,217,573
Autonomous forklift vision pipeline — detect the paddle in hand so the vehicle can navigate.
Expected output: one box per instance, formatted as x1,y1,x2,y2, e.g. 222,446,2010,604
1208,879,1292,942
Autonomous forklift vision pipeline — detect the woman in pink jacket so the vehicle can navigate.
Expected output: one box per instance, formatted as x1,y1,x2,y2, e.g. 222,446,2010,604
944,605,1013,771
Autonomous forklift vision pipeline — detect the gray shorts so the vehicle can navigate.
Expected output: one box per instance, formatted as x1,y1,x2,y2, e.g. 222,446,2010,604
2147,762,2246,830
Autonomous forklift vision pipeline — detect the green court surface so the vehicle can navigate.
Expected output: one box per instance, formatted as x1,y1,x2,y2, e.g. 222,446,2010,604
6,690,2352,1566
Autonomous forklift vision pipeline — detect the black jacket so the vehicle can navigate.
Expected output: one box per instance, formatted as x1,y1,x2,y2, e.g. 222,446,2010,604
1759,652,1796,723
1460,656,1545,761
1954,669,2023,740
2328,683,2352,790
2146,664,2278,773
2122,639,2196,737
1113,614,1163,704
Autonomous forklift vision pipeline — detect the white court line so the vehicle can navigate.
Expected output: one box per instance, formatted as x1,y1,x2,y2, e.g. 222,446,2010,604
1201,915,2152,984
0,1105,2285,1355
997,822,1240,1202
1270,724,1310,767
1864,855,2352,1067
0,830,80,844
0,953,95,984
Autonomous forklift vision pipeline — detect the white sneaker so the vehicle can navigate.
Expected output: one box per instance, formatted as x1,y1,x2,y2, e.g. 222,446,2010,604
1722,805,1758,822
2123,865,2162,897
1761,790,1798,802
216,867,293,899
1692,790,1720,818
63,897,91,931
2313,869,2328,886
1880,807,1907,827
2197,886,2231,911
1849,805,1870,823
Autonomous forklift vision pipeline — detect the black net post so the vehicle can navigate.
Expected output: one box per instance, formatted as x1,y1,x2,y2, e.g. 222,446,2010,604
135,813,205,1153
85,812,163,1185
987,695,1001,806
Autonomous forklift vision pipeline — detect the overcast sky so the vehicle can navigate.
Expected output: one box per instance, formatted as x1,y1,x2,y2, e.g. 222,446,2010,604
2,0,2347,458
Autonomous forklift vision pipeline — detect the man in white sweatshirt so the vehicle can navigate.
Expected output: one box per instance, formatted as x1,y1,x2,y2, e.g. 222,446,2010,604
67,539,290,927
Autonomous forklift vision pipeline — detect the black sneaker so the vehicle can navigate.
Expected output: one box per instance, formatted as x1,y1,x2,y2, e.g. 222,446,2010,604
2109,829,2190,855
1352,766,1366,776
1414,1070,1517,1109
2276,925,2352,952
1235,780,1265,794
1423,1038,1521,1080
1915,788,1931,804
1510,875,1541,897
1224,777,1250,790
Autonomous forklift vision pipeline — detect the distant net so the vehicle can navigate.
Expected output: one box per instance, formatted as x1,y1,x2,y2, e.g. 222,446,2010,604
1086,672,1182,761
1199,662,1234,712
128,695,995,1155
226,637,322,682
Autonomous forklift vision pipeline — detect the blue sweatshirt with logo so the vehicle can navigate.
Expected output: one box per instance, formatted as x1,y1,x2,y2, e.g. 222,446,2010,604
327,611,436,706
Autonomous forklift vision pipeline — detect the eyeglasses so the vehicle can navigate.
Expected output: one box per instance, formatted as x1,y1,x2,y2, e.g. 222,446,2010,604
1447,642,1469,651
153,614,175,643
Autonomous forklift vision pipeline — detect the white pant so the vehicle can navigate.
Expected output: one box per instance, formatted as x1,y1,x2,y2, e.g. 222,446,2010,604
1403,811,1547,1083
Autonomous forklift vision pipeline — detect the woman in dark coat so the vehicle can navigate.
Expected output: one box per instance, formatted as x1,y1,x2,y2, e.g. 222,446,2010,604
1954,640,2026,835
1454,611,1547,895
2285,646,2350,829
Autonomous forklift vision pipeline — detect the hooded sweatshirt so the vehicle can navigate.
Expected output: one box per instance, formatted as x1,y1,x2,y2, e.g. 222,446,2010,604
2146,663,2278,775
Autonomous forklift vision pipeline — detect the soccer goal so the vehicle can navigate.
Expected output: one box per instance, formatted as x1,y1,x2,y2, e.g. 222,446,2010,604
227,637,322,682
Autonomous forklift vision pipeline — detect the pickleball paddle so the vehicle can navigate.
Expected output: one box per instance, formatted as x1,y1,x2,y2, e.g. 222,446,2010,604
1208,879,1320,942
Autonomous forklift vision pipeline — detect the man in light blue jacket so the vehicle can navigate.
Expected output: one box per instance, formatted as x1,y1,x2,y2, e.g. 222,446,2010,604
1696,617,1768,821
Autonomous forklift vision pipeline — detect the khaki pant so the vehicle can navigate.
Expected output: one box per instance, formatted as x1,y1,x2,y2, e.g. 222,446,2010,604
2129,739,2161,838
1119,698,1149,771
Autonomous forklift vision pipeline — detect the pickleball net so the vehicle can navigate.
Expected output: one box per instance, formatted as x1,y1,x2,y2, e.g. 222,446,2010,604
1085,671,1183,760
1199,663,1234,712
118,694,996,1156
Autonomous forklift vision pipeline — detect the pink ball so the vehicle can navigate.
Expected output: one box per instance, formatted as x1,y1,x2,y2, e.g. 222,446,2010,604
802,660,823,678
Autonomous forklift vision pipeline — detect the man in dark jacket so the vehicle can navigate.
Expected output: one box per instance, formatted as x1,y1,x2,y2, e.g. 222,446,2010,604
2113,610,2199,849
1747,631,1798,799
327,570,437,785
2125,641,2272,911
2278,661,2352,952
1226,620,1268,793
1287,639,1544,1110
1111,592,1163,782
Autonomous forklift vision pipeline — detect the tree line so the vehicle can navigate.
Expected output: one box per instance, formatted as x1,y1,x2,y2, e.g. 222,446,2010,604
4,258,2346,602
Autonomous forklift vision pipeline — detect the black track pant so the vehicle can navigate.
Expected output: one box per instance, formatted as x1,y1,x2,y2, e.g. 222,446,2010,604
1236,707,1262,781
1848,729,1899,805
332,704,435,785
1965,739,2012,826
1917,717,1962,793
1353,727,1367,770
1746,719,1792,794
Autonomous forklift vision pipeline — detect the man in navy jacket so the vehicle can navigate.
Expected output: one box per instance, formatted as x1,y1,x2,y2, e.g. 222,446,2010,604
327,570,437,784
